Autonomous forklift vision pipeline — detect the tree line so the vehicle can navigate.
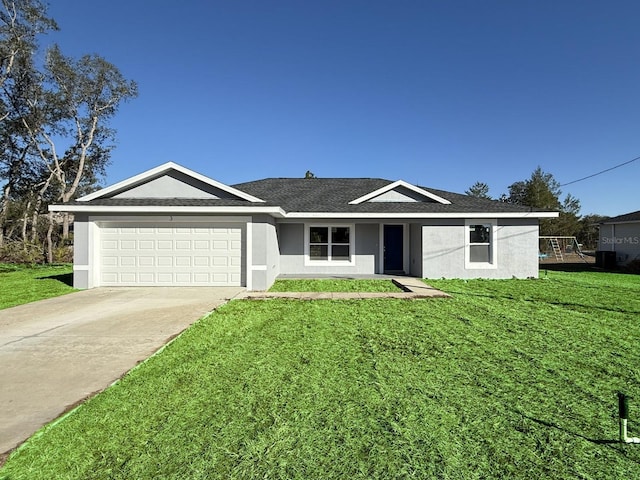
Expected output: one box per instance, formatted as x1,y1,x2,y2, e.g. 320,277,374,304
465,167,606,249
0,0,137,263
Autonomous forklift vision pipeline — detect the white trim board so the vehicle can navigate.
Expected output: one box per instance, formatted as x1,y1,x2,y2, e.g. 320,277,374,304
285,211,558,219
51,204,556,220
89,215,252,224
50,205,286,216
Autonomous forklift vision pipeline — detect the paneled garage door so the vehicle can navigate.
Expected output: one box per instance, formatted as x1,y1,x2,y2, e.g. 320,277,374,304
99,223,243,286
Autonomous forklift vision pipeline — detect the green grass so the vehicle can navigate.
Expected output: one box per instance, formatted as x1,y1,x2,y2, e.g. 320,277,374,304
269,278,402,292
2,271,640,479
0,263,75,309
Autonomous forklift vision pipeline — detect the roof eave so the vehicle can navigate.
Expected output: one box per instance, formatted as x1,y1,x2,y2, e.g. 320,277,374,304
49,203,558,220
283,211,559,219
49,204,286,217
601,219,640,225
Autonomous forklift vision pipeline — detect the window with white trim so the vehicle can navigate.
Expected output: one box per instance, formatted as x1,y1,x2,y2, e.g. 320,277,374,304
466,220,497,268
307,225,353,263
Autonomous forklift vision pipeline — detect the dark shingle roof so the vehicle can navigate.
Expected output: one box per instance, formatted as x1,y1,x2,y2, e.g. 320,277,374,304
601,210,640,224
68,177,548,215
232,178,537,214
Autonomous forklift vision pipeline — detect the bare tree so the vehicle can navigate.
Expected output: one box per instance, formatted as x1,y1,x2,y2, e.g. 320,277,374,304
1,1,137,262
0,0,56,248
22,45,138,241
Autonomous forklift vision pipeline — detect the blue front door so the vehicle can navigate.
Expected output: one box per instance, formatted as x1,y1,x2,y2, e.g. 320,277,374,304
384,225,404,273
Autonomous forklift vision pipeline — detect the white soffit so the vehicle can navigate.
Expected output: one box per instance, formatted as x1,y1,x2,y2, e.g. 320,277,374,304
77,161,265,203
349,180,451,205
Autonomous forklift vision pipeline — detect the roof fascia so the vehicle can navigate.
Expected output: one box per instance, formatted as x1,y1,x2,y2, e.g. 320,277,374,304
49,204,285,217
283,211,559,219
601,219,640,225
349,180,452,205
49,201,557,220
77,162,265,203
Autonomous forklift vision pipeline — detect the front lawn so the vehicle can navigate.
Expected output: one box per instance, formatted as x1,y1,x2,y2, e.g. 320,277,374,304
2,271,640,478
0,263,75,310
269,278,402,292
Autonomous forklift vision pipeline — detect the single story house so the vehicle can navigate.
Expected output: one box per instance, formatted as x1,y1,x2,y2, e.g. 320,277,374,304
598,210,640,266
50,162,558,290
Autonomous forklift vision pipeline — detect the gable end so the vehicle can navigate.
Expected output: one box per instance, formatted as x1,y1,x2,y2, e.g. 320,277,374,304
77,162,265,203
111,171,239,199
349,180,451,205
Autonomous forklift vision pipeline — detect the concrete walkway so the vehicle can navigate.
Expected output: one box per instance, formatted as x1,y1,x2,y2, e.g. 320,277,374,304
0,286,243,459
240,277,450,300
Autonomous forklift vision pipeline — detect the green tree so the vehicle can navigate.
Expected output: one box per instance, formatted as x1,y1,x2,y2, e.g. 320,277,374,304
576,214,608,250
465,181,491,199
507,167,561,210
506,167,581,236
554,193,581,237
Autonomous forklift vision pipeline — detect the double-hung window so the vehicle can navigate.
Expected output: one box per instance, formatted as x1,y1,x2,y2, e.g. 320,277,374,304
307,225,353,263
465,220,497,268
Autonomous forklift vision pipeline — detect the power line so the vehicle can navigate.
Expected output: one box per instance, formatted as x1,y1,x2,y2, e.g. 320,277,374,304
560,155,640,186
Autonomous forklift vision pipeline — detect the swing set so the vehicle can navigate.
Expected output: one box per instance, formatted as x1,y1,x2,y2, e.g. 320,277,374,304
538,236,587,262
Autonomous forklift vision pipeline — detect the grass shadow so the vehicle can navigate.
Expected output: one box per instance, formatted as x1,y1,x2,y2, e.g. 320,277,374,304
36,272,73,287
539,262,601,273
520,412,619,445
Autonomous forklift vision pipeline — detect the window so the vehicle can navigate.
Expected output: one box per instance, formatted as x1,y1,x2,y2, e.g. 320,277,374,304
307,225,353,263
466,220,497,268
469,224,491,262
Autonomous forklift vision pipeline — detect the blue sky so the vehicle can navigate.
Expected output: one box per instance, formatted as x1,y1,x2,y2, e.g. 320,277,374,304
45,1,640,216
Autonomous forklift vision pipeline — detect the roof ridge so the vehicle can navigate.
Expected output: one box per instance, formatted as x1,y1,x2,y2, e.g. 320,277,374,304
237,177,391,181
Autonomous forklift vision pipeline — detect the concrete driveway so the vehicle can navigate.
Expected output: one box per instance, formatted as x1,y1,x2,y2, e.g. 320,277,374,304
0,286,244,458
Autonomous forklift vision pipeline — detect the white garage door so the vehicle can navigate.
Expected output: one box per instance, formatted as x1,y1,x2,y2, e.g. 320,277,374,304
99,223,243,286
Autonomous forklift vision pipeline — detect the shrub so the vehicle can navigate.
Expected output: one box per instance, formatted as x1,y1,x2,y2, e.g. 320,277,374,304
0,240,45,264
52,245,73,263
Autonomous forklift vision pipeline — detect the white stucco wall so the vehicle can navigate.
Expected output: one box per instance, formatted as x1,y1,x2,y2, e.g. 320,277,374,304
409,223,423,277
250,215,280,290
72,213,543,288
421,219,539,279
